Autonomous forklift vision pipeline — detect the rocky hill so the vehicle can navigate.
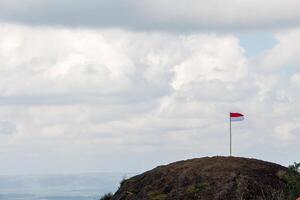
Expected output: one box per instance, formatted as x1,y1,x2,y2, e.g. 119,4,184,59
110,156,300,200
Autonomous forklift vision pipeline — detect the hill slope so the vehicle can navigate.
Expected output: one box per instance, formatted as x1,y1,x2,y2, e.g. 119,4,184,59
111,156,297,200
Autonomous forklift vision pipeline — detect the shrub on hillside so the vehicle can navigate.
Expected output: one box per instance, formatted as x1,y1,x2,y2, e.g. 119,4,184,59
284,162,300,200
99,192,113,200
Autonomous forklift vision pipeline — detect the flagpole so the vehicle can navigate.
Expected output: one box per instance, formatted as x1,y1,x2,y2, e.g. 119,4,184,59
230,112,232,157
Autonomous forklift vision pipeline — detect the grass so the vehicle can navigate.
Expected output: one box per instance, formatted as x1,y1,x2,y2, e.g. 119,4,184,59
187,182,209,194
149,191,167,200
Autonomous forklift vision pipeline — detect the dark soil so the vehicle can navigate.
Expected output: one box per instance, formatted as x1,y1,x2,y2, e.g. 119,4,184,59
111,156,291,200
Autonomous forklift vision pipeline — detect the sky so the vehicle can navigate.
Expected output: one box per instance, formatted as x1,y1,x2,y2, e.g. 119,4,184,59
0,0,299,175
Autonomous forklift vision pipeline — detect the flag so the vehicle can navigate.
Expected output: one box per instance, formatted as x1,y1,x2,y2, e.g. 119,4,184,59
230,112,244,121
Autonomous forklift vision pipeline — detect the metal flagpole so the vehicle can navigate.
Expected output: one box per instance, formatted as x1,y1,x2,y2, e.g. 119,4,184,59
230,113,232,157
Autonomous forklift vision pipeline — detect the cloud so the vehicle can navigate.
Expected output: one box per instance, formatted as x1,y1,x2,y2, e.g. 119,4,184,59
0,24,247,105
0,23,299,174
171,35,247,89
275,122,300,142
0,121,16,135
0,0,300,31
252,29,300,72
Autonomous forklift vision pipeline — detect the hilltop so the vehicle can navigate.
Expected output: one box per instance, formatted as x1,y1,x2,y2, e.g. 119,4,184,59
109,156,300,200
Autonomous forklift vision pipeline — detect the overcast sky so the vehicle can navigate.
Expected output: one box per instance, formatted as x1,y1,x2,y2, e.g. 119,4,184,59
0,0,299,175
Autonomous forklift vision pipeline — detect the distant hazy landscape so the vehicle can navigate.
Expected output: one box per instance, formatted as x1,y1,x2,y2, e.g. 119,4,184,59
0,173,132,200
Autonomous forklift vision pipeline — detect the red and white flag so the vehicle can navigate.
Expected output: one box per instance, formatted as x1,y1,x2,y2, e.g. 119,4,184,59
230,112,244,121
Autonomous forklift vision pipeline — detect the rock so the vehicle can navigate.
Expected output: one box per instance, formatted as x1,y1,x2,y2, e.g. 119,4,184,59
111,156,291,200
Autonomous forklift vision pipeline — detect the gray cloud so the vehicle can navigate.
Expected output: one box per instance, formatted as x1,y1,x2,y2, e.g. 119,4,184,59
0,0,300,31
0,0,144,28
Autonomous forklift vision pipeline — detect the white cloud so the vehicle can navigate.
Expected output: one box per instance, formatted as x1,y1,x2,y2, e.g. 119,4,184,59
171,35,247,89
252,29,300,71
275,122,300,142
0,121,16,135
0,24,299,174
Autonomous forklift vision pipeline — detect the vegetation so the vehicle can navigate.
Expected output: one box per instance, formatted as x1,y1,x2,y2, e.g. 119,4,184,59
120,176,127,186
149,191,167,200
186,182,209,199
284,162,300,200
186,182,209,194
99,176,128,200
99,192,113,200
